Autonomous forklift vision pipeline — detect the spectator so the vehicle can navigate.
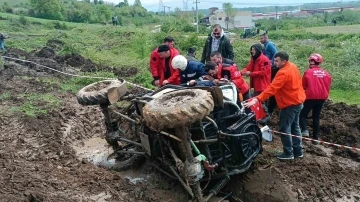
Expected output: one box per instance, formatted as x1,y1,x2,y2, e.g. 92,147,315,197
244,52,306,160
260,33,279,116
201,24,234,63
185,47,198,62
149,36,179,87
300,53,332,142
0,32,5,52
260,33,277,65
241,44,271,97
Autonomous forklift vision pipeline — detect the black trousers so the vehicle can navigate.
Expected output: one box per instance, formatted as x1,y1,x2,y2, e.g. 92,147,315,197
267,96,277,115
299,99,325,140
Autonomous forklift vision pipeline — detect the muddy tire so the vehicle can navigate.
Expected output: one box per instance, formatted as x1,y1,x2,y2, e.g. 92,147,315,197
143,89,214,130
76,79,125,106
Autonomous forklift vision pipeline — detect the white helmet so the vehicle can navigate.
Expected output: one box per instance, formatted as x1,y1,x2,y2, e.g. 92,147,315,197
171,55,188,71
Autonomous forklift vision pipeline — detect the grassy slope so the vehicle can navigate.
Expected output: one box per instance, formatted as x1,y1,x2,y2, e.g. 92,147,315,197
306,24,360,34
1,12,359,105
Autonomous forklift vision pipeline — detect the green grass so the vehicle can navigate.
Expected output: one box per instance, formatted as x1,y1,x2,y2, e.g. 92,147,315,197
10,102,48,117
329,89,360,106
0,92,10,100
9,92,62,117
306,24,360,34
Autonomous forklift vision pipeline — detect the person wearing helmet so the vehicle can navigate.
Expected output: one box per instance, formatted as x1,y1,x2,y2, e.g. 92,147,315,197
300,53,332,141
241,44,272,97
171,55,207,86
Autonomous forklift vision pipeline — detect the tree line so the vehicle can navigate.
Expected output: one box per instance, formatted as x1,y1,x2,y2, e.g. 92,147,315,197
1,0,151,24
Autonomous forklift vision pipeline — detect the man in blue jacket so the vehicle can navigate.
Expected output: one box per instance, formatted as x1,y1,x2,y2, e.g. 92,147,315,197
260,33,277,65
171,55,207,86
260,33,278,116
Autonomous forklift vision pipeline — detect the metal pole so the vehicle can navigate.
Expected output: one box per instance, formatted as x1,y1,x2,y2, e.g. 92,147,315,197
195,0,199,33
276,6,278,31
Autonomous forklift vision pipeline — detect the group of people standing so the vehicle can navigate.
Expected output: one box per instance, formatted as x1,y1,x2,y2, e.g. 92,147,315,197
148,24,332,161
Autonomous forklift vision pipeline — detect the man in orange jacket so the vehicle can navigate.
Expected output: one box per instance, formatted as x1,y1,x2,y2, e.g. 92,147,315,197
244,52,306,160
150,36,179,87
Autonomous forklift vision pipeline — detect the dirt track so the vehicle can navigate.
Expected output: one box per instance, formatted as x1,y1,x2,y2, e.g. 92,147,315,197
0,47,359,202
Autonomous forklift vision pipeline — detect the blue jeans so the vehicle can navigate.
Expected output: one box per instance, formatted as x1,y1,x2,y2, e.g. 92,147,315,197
278,104,303,156
0,40,5,51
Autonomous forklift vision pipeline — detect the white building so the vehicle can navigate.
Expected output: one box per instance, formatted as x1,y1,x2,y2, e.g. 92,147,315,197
209,10,254,30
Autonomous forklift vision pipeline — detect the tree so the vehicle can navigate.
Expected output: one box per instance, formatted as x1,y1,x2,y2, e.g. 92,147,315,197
99,0,104,4
134,0,142,7
96,4,111,22
117,2,126,7
124,0,129,6
94,0,98,5
30,0,66,20
222,3,236,29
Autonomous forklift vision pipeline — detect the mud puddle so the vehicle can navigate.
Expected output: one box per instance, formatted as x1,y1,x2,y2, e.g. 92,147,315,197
72,137,149,184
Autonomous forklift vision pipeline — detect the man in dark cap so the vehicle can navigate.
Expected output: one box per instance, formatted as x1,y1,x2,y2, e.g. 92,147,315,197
155,44,180,86
185,47,198,62
241,44,272,97
149,36,179,87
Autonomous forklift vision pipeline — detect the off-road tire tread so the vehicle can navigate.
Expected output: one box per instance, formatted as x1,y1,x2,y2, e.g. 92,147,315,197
143,89,214,130
76,79,124,106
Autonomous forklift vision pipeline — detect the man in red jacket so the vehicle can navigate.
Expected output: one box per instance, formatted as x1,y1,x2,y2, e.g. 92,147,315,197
300,53,332,141
155,45,180,86
241,44,272,96
205,59,250,101
150,36,179,87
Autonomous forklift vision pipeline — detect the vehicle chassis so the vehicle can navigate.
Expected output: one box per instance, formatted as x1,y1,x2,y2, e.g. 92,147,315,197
100,84,263,202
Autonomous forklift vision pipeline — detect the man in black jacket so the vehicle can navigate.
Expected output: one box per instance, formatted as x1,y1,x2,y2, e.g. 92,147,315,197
201,24,234,63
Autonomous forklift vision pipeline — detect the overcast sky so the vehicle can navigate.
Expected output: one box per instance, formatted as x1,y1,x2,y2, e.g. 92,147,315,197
105,0,355,11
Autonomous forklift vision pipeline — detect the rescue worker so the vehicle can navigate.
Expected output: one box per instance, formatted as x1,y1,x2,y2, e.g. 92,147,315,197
201,24,234,63
241,44,272,97
300,53,332,142
171,55,207,85
155,45,180,86
150,36,179,87
204,60,250,101
244,52,306,160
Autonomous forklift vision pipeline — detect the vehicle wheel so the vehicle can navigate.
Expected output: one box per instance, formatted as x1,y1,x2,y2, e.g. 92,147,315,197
104,144,145,172
142,89,214,131
239,124,262,158
76,79,126,106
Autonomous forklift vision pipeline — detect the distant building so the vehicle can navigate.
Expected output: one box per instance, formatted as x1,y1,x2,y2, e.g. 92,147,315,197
209,10,254,30
300,6,354,14
289,11,312,18
252,12,287,20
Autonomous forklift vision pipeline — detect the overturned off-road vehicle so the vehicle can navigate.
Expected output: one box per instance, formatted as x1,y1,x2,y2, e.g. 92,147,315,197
76,79,268,202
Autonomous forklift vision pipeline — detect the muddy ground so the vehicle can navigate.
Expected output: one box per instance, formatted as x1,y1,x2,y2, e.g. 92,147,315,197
0,47,360,202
